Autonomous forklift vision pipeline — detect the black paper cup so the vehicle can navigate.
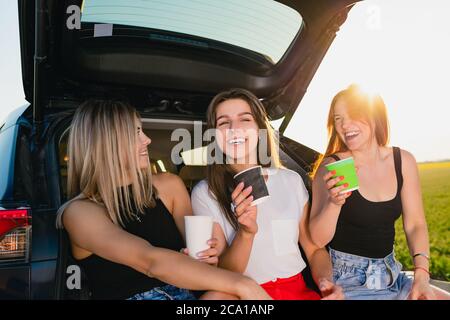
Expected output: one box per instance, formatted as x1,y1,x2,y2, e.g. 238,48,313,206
233,165,269,206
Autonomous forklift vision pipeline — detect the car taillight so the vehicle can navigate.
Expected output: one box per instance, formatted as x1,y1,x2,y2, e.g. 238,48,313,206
0,209,31,263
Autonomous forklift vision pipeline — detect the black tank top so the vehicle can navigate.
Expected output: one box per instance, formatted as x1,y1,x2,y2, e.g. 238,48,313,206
76,190,185,300
328,147,403,258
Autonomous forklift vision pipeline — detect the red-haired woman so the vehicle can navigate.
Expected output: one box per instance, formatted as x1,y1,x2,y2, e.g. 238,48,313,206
309,84,449,300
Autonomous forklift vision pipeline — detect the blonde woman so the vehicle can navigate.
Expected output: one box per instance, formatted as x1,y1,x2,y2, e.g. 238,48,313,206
56,99,271,300
309,84,449,300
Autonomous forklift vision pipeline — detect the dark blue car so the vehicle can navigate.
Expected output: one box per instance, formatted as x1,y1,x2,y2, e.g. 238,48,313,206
0,0,359,299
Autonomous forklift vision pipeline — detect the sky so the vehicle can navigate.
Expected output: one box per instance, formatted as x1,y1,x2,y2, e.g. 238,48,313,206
283,0,450,162
1,0,450,162
0,0,26,121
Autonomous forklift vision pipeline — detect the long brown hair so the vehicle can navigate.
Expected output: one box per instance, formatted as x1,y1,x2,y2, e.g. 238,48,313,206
57,100,155,228
206,88,281,230
312,84,390,177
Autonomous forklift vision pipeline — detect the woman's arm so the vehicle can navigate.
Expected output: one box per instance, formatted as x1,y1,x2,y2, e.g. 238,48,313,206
399,151,431,279
300,203,333,282
218,228,255,273
309,158,350,247
217,183,257,273
299,202,344,299
63,200,269,299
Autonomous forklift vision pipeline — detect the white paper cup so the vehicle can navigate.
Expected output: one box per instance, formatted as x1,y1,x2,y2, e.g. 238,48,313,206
184,216,213,259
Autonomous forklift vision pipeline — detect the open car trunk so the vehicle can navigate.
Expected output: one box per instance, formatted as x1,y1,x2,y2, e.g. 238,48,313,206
19,0,360,125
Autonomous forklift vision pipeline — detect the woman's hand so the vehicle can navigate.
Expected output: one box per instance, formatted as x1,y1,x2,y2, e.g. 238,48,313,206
181,238,220,266
408,273,436,300
318,278,345,300
323,170,352,206
231,182,258,235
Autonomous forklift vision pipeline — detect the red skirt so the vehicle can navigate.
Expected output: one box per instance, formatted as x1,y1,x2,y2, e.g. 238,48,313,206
260,273,321,300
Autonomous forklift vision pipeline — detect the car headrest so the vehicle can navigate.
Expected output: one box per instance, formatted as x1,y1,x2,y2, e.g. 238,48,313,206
178,166,207,191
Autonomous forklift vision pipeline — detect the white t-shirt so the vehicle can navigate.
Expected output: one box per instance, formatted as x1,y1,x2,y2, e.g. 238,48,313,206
191,167,309,284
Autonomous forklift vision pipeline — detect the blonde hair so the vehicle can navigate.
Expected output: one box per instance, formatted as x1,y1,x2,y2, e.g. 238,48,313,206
56,100,155,228
312,84,390,177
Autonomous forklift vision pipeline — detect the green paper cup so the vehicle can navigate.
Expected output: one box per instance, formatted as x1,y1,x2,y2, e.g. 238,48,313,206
325,157,359,194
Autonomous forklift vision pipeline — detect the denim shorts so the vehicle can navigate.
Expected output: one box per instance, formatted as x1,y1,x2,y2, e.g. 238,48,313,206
330,248,413,300
127,285,197,300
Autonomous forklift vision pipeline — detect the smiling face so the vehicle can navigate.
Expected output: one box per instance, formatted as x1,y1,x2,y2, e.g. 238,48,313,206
215,98,259,164
333,98,375,151
135,118,152,169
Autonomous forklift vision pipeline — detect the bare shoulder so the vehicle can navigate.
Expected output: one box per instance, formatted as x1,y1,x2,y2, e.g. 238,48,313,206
399,148,417,163
152,172,186,192
63,199,110,231
152,172,190,210
398,148,418,173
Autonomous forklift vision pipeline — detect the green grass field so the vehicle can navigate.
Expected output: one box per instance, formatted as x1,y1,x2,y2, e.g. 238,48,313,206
394,161,450,281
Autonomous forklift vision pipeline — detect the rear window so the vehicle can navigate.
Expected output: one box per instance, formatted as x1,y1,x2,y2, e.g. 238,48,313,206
81,0,303,63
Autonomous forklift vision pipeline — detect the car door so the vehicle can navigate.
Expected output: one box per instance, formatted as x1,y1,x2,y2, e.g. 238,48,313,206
0,107,33,299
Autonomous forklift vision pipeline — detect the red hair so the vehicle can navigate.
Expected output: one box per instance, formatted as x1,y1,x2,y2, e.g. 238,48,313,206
312,84,390,177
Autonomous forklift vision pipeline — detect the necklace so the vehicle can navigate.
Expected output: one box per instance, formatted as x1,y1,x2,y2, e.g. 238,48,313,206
133,211,143,222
